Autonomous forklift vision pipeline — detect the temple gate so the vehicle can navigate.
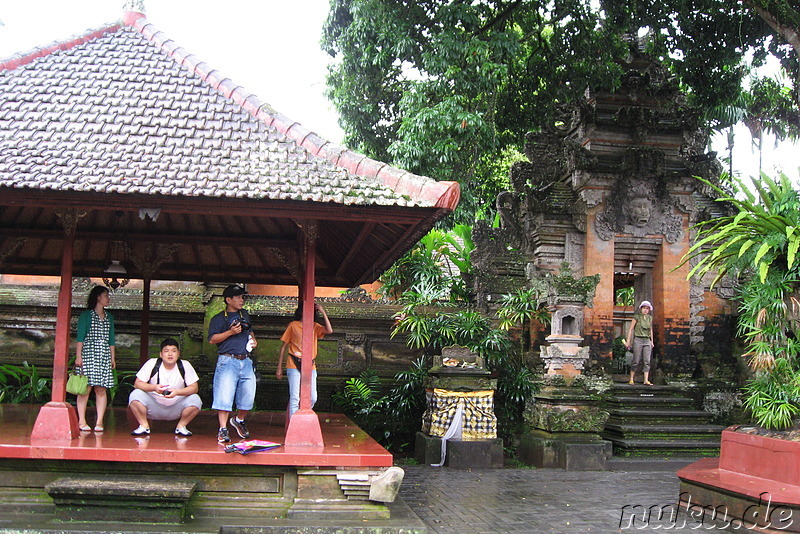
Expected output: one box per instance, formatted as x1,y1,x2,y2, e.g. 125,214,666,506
473,44,737,379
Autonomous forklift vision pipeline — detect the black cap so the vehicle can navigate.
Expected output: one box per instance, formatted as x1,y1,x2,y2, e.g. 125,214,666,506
222,285,247,298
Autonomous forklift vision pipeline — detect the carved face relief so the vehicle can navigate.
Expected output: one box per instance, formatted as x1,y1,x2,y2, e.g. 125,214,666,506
628,197,652,228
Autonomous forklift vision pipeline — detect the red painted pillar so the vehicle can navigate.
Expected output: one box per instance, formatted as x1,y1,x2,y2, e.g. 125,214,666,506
140,277,151,365
31,225,79,440
285,222,324,446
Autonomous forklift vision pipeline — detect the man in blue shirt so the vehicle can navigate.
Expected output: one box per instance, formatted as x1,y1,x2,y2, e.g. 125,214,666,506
208,285,257,443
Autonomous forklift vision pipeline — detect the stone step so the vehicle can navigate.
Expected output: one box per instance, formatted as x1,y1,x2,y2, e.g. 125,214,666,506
602,384,723,458
606,438,721,457
604,423,726,435
606,409,714,424
607,395,694,404
610,383,693,397
603,432,722,444
604,397,696,409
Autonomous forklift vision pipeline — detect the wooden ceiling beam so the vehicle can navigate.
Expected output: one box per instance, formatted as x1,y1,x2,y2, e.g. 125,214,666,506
0,190,437,224
0,226,296,249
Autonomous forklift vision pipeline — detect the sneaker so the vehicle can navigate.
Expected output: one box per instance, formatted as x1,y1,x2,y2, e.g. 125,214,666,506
230,417,250,438
217,427,231,443
175,426,193,437
131,426,150,436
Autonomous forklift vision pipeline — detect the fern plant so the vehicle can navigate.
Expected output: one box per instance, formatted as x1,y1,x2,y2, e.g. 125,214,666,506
742,358,800,430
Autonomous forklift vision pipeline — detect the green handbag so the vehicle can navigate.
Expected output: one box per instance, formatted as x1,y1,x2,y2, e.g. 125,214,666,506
66,367,89,396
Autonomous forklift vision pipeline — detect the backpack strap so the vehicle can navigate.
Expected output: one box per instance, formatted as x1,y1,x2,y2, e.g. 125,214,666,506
147,359,187,386
148,358,162,382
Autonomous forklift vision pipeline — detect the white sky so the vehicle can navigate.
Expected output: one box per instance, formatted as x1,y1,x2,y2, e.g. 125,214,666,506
1,0,798,185
0,0,345,143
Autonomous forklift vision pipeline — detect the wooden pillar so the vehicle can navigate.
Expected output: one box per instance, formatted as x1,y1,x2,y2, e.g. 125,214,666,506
140,276,151,365
32,213,79,440
285,221,324,446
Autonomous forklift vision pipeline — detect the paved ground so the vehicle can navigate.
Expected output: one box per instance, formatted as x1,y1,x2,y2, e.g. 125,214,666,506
400,464,715,534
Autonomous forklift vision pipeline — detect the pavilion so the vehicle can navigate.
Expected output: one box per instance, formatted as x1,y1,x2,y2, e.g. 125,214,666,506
0,7,457,528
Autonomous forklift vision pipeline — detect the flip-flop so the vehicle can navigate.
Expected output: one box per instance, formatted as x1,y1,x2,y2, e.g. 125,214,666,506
643,381,653,386
627,380,634,385
94,425,104,433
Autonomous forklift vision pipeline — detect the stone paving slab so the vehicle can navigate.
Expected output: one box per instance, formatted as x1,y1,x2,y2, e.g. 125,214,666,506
400,465,722,533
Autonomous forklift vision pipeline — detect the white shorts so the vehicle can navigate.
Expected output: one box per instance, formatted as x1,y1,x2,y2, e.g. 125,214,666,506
128,389,202,421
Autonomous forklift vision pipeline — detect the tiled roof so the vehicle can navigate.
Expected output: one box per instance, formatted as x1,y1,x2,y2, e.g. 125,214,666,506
0,12,458,210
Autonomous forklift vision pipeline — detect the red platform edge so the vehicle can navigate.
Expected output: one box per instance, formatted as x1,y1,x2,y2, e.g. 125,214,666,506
678,428,800,506
0,406,393,468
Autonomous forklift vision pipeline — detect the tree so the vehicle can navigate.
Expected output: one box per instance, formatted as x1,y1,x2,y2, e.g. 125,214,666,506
323,1,800,222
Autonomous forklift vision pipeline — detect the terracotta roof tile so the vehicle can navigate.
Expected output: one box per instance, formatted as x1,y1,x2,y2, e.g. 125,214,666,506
0,16,458,212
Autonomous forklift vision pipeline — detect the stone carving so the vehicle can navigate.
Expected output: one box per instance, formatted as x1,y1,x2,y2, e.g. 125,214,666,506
339,287,374,303
550,306,584,337
346,333,366,345
71,277,94,292
627,197,653,228
594,180,684,243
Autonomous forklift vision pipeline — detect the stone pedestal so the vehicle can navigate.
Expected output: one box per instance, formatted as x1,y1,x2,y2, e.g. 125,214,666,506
541,335,590,376
415,432,504,468
415,346,501,467
519,384,611,470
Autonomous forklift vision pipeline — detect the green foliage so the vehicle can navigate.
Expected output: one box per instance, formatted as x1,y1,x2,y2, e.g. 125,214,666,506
683,172,800,288
683,172,800,428
497,289,550,331
540,262,601,305
495,361,541,440
742,358,800,430
332,360,429,453
378,226,474,301
109,368,138,406
615,287,635,306
0,362,51,404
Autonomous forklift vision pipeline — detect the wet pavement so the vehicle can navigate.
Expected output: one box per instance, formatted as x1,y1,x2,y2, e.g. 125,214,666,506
400,464,716,533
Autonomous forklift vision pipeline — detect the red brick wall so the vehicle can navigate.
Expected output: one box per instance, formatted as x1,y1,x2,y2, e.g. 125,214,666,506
652,216,691,372
583,205,616,358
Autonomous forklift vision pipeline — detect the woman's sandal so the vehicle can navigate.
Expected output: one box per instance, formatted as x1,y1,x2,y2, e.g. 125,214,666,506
643,381,653,386
78,424,91,432
627,380,634,385
94,425,104,433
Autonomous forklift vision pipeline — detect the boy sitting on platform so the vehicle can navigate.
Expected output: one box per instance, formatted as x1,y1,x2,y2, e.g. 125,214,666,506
128,338,202,436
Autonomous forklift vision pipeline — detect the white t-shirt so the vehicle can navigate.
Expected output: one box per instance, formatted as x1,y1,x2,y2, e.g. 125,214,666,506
136,358,200,406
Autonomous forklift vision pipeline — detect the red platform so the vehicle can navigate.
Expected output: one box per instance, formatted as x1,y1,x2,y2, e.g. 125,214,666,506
0,404,393,468
677,428,800,533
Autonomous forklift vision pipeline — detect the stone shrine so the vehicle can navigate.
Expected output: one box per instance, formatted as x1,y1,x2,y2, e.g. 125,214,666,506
415,346,503,468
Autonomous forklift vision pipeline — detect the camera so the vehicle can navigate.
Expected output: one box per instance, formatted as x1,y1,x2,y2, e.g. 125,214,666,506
163,389,171,396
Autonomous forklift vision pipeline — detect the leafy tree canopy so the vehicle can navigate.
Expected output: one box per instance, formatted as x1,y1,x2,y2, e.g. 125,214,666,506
323,0,800,223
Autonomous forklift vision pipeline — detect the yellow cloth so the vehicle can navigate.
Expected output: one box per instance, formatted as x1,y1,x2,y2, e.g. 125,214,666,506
422,388,497,440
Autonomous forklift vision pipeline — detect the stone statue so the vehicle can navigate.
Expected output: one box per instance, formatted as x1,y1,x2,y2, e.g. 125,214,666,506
627,197,652,228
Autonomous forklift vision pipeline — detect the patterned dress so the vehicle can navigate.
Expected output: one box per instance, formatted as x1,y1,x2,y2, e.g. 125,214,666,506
78,310,115,389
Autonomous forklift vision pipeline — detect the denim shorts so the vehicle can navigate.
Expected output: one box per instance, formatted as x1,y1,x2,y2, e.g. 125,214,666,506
211,354,256,412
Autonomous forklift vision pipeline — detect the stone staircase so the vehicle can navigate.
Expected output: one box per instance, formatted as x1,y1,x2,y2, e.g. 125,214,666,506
601,383,725,457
